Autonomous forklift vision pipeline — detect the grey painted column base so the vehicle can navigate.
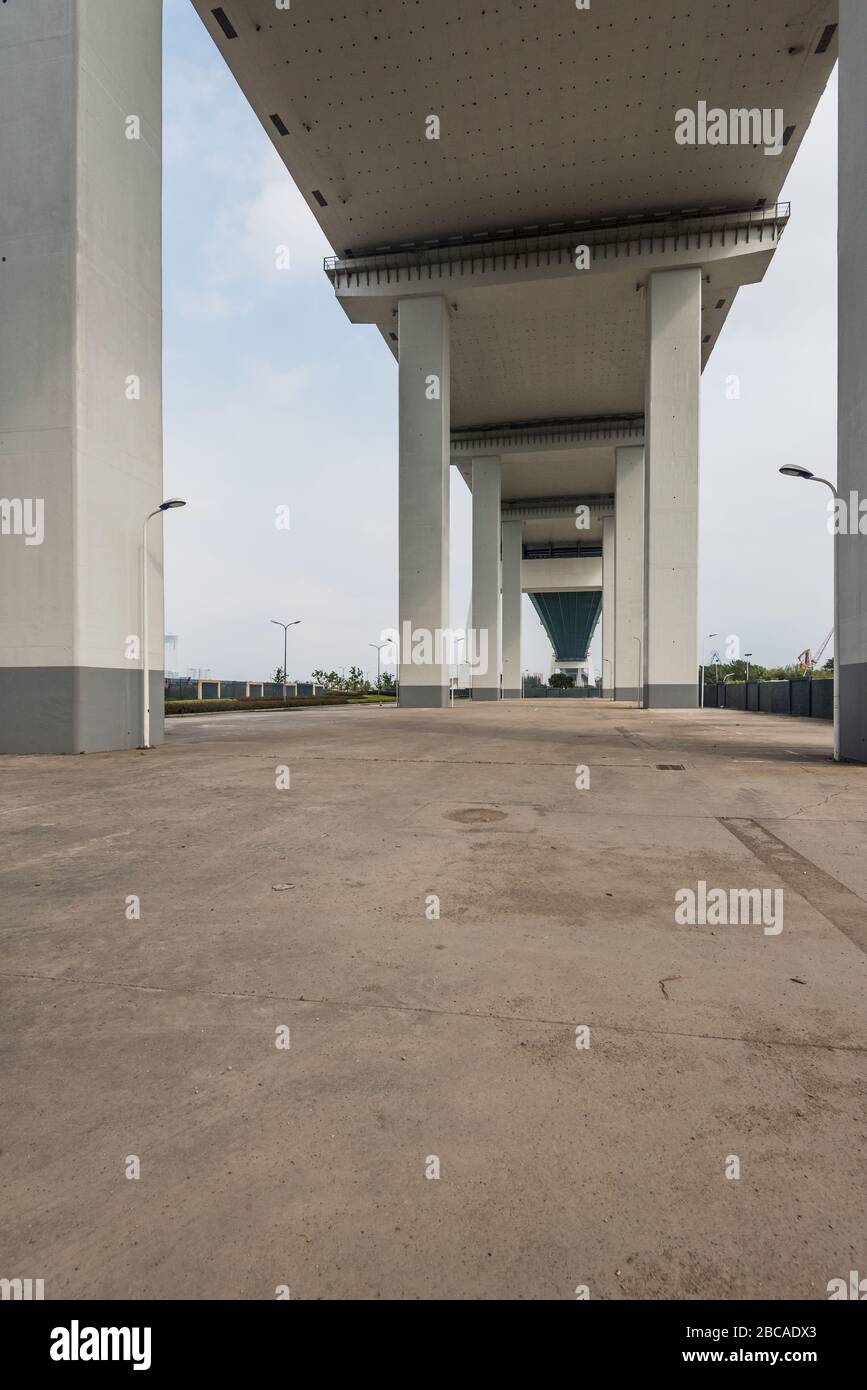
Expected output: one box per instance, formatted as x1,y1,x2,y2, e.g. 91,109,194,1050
398,685,450,709
615,686,640,703
502,688,522,700
643,684,698,710
839,662,867,762
472,688,500,701
0,668,164,754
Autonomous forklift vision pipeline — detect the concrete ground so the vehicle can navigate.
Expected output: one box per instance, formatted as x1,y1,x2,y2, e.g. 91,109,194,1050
2,700,866,1301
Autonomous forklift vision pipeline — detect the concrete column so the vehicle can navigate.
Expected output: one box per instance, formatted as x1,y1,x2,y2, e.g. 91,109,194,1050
614,445,645,702
601,516,615,698
838,0,867,763
398,296,451,707
471,457,502,699
501,519,523,698
0,0,164,753
643,268,701,708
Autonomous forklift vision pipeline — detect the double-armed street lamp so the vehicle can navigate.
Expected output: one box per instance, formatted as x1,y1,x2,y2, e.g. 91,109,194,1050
271,618,301,704
369,641,387,689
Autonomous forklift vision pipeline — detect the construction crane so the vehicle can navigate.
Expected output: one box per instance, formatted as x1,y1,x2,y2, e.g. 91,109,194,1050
798,628,834,671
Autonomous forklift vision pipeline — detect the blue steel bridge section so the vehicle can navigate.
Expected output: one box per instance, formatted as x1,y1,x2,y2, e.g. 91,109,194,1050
529,591,602,663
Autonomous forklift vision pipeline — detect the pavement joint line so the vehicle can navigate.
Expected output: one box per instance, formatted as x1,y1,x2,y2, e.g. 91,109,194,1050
8,812,867,875
1,969,865,1054
717,816,867,956
269,755,663,768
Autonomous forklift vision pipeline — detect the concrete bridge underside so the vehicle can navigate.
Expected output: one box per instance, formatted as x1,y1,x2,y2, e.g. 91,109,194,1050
2,2,865,759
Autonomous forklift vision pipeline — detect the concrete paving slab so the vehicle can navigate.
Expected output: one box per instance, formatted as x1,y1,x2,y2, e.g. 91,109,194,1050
1,702,865,1299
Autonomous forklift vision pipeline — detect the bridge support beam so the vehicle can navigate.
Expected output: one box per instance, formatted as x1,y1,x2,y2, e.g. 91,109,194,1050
0,0,164,753
838,0,867,763
601,516,615,698
643,268,701,709
471,457,502,699
614,446,645,702
501,520,523,699
398,296,451,708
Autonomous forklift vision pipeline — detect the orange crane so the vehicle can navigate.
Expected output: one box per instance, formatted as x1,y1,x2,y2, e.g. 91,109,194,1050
799,629,833,671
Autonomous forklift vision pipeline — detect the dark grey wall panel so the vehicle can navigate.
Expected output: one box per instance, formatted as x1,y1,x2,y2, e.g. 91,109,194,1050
1,668,164,754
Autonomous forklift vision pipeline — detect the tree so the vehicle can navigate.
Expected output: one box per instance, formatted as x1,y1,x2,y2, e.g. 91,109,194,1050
346,665,369,692
272,666,285,685
378,672,396,693
311,668,341,690
701,659,772,685
549,672,575,689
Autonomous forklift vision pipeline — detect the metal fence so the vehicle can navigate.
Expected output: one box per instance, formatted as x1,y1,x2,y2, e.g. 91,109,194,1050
704,679,833,720
165,678,323,701
449,686,602,700
522,685,602,699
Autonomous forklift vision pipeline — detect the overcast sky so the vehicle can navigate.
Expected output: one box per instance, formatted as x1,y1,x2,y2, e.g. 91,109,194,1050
162,1,838,683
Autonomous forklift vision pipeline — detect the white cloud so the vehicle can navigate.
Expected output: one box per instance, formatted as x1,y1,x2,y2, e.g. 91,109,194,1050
165,44,333,322
178,152,334,322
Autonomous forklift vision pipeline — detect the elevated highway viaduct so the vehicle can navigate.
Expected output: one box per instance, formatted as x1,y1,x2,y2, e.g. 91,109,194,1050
2,2,863,756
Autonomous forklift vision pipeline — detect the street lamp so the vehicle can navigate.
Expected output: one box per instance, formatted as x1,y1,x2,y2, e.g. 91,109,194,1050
602,657,614,702
142,499,186,749
779,466,839,761
718,672,738,711
745,652,753,682
270,618,301,705
369,641,387,690
699,632,718,709
453,635,465,707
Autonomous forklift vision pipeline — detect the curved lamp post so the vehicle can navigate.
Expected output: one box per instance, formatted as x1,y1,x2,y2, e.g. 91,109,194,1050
779,466,839,761
142,499,186,749
699,632,718,709
602,656,614,702
452,635,465,707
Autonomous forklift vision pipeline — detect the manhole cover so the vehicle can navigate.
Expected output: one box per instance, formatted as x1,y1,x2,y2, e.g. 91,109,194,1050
407,802,539,833
447,807,508,825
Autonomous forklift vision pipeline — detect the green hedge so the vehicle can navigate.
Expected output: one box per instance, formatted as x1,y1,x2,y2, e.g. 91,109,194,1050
167,695,357,715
